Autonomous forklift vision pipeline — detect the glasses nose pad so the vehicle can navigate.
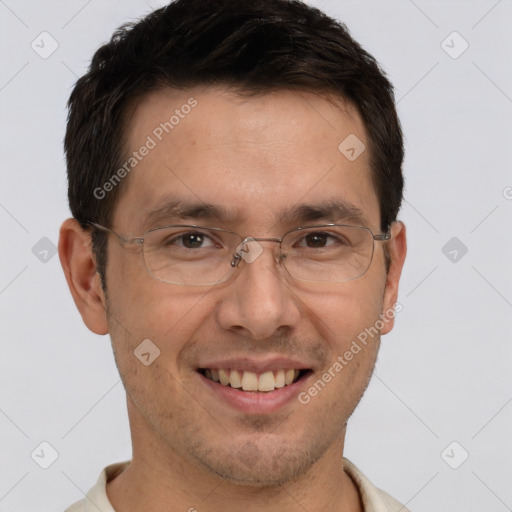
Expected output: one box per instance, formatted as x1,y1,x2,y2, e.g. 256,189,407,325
231,237,264,267
230,253,242,268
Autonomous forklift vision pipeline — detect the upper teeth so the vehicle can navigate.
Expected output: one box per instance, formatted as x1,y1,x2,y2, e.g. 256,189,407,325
205,368,301,392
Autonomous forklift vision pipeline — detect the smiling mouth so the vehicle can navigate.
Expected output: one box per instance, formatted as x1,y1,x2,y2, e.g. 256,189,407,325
198,368,311,392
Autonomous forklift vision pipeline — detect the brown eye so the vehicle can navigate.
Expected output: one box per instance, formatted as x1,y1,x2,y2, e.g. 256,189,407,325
161,231,218,249
180,232,206,248
304,232,329,248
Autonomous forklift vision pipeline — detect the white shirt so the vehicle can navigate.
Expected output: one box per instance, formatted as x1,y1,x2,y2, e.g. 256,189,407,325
65,458,410,512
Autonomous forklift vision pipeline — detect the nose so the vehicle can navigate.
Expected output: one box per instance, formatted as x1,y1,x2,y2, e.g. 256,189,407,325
216,240,301,340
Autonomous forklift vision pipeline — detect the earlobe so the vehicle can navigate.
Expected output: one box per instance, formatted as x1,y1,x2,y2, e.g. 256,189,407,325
380,221,407,335
58,218,109,335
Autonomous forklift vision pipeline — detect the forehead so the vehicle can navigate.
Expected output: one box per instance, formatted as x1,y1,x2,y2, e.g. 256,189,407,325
113,87,380,234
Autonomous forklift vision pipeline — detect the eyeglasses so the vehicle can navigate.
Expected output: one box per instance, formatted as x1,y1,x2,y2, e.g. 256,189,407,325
88,222,391,286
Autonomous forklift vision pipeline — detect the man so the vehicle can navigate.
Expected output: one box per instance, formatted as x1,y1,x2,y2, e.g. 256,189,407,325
59,0,408,510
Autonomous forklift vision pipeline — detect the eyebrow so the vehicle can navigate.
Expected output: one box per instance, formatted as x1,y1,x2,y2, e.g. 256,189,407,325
142,200,237,231
141,198,368,231
280,200,367,226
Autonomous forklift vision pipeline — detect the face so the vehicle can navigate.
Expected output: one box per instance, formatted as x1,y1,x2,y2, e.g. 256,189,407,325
96,87,405,485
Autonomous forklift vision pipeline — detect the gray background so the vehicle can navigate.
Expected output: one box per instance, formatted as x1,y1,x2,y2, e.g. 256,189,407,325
1,0,511,510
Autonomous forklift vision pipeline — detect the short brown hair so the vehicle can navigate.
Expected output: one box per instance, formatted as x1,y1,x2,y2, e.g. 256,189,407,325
65,0,404,285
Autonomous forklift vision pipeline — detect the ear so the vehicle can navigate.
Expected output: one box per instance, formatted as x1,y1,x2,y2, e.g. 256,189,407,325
380,221,407,335
58,218,109,335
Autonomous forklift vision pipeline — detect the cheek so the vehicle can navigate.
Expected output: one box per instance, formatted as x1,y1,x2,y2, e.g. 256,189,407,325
296,289,384,416
106,269,213,374
106,245,194,333
303,278,385,348
105,286,210,421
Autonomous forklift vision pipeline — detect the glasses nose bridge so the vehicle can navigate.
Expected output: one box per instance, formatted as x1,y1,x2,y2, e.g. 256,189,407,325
250,236,282,244
231,236,283,268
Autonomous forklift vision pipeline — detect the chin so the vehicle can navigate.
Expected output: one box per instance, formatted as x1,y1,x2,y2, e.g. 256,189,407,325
190,434,329,488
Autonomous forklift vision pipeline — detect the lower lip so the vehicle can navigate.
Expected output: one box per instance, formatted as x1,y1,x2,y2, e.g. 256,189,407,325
198,372,312,414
